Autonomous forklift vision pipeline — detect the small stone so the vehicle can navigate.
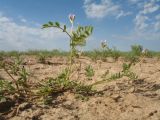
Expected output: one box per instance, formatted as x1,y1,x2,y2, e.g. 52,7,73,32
111,94,122,102
95,100,102,104
19,102,32,111
62,101,74,110
128,87,135,93
107,57,115,63
114,85,120,91
32,109,44,120
64,101,72,106
156,89,160,95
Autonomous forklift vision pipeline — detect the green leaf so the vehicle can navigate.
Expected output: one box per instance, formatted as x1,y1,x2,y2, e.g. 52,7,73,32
48,21,53,26
85,31,90,36
71,25,93,47
42,24,49,28
90,27,93,33
63,25,66,32
0,97,6,102
55,22,60,27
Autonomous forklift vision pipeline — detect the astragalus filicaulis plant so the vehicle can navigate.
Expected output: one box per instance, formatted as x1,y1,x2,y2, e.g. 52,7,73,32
42,14,93,79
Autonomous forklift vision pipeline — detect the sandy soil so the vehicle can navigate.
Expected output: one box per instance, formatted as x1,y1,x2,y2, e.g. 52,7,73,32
0,56,160,120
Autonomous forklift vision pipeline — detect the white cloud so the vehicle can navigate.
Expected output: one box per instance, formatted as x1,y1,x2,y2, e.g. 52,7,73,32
20,18,27,23
154,22,160,31
113,30,160,41
134,14,149,30
128,0,144,7
83,0,120,19
113,0,160,41
0,16,10,23
134,0,160,31
84,0,92,4
141,0,160,14
154,14,160,31
116,11,132,19
83,0,132,19
0,14,67,51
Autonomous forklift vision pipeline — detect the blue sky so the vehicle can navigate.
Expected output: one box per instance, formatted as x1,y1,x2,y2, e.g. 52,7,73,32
0,0,160,51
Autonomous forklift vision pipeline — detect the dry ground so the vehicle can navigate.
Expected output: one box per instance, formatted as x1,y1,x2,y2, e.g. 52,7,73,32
0,56,160,120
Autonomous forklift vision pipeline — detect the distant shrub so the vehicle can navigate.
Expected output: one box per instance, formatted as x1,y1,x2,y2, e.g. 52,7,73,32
125,53,139,63
109,48,121,60
85,65,95,80
37,53,47,64
131,44,143,56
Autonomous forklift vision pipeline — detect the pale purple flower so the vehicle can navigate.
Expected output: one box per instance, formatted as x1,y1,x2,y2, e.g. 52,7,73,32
142,48,148,54
77,49,83,56
101,40,107,48
69,14,75,24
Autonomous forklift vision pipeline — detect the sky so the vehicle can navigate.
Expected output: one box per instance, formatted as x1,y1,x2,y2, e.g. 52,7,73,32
0,0,160,51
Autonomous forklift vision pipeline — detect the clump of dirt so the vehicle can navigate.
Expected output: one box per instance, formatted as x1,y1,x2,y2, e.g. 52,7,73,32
0,56,160,120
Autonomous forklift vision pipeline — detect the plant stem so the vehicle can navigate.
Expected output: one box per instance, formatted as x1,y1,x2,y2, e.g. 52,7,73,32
47,26,72,39
60,27,72,39
68,22,74,77
4,67,20,92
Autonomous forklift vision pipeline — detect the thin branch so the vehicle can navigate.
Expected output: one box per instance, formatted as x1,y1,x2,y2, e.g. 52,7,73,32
3,67,20,92
43,26,72,39
59,26,72,39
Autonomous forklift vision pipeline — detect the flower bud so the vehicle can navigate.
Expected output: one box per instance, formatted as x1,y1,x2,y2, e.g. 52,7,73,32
142,48,148,54
101,40,107,48
69,14,75,24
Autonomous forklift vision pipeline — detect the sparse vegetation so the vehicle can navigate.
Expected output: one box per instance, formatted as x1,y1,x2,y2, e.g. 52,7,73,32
85,65,95,80
0,15,160,120
38,53,47,64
